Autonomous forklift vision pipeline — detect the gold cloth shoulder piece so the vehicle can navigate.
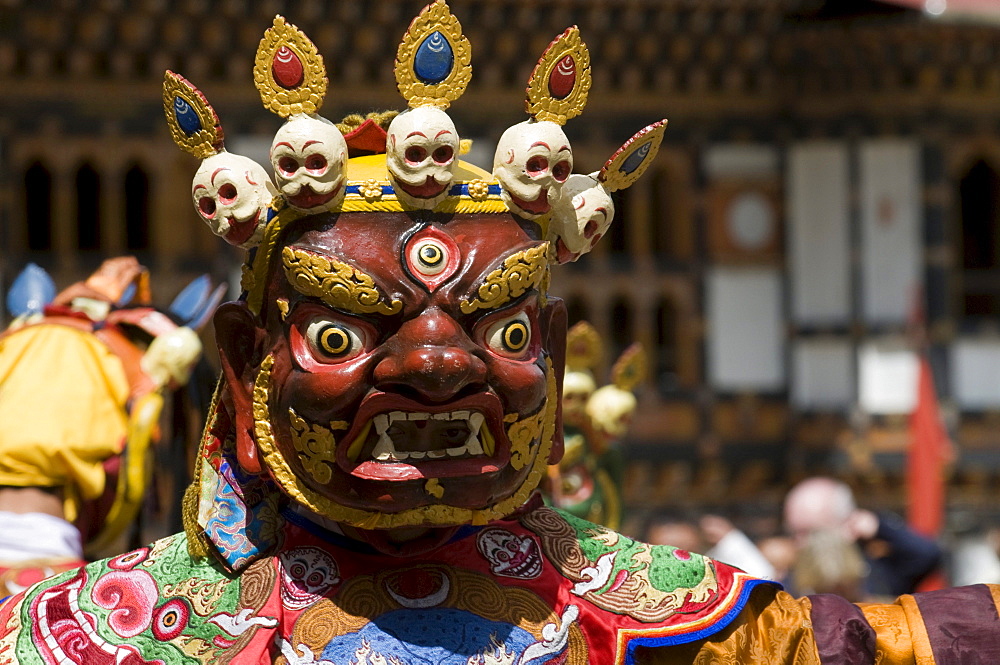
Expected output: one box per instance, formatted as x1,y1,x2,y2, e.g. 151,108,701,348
611,343,646,392
163,71,223,160
600,120,668,192
460,243,550,314
254,15,328,118
281,246,403,316
566,321,603,372
395,0,472,109
525,27,591,125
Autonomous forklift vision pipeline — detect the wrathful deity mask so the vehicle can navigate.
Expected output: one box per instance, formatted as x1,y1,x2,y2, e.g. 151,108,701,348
216,210,566,531
162,0,665,551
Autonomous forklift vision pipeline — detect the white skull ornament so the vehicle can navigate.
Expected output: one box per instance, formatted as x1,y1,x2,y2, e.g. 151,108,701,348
548,173,615,264
191,151,276,249
270,114,348,213
493,119,573,219
475,528,543,579
277,546,341,610
387,106,460,209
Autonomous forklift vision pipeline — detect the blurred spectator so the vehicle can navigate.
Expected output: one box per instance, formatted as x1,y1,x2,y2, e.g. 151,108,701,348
784,477,943,598
792,528,868,601
647,513,776,580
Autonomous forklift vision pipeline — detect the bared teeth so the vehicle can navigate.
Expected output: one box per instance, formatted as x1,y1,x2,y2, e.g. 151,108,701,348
367,409,491,463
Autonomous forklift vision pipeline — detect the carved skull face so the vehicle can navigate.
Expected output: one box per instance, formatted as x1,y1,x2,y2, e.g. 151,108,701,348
191,152,276,248
270,114,347,213
386,106,459,209
493,119,573,219
476,528,542,579
277,546,340,610
549,173,615,264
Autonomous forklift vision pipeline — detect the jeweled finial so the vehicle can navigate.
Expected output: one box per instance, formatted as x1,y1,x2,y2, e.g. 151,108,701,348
163,71,223,160
395,0,472,109
525,26,592,125
254,16,328,118
599,120,668,192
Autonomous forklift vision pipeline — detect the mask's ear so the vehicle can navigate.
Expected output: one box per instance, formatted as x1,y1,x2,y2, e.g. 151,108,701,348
539,296,568,464
214,301,266,474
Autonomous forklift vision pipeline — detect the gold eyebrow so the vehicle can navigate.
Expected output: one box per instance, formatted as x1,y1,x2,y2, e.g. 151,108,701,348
282,246,402,316
460,242,550,314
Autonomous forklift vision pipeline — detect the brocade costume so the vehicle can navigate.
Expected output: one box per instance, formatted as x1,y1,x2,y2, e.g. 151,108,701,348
2,4,999,664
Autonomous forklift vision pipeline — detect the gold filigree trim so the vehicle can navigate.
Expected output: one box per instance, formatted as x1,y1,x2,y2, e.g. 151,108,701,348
282,246,402,316
508,397,547,471
460,243,550,314
162,71,222,160
425,478,445,498
253,358,558,529
276,298,290,321
254,16,328,118
525,27,592,125
288,408,337,485
252,354,277,459
395,0,472,109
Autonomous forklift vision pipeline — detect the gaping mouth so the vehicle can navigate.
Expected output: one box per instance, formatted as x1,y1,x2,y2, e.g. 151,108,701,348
287,182,341,210
334,394,509,482
224,207,262,246
398,175,448,200
365,409,495,462
510,188,549,215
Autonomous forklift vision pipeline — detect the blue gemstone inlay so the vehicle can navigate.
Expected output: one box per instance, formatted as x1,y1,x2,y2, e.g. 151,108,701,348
620,141,652,175
173,96,202,136
414,31,453,84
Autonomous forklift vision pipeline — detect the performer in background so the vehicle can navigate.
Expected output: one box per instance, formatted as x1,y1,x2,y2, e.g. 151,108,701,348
0,258,217,594
0,4,998,664
546,321,641,530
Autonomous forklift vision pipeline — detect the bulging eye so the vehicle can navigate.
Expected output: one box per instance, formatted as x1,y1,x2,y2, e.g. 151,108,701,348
526,156,548,176
198,197,216,218
405,145,428,164
278,156,299,175
218,183,237,203
432,145,454,164
485,312,533,359
305,317,365,362
305,154,327,172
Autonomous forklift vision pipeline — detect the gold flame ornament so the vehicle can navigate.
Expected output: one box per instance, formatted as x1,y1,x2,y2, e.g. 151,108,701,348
599,120,669,192
254,15,329,118
525,26,592,125
611,343,647,393
394,0,472,109
162,71,223,160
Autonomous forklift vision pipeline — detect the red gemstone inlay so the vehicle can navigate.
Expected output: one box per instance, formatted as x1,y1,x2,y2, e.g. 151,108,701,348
548,55,576,99
272,46,304,89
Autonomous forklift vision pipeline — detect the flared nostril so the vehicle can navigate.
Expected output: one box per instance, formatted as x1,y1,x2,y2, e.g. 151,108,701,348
375,346,487,403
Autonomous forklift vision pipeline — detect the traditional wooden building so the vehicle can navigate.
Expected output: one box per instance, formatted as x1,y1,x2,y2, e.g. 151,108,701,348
3,0,1000,537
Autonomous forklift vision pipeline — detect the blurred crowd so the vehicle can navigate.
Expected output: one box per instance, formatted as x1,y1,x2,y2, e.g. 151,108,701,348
642,476,996,601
